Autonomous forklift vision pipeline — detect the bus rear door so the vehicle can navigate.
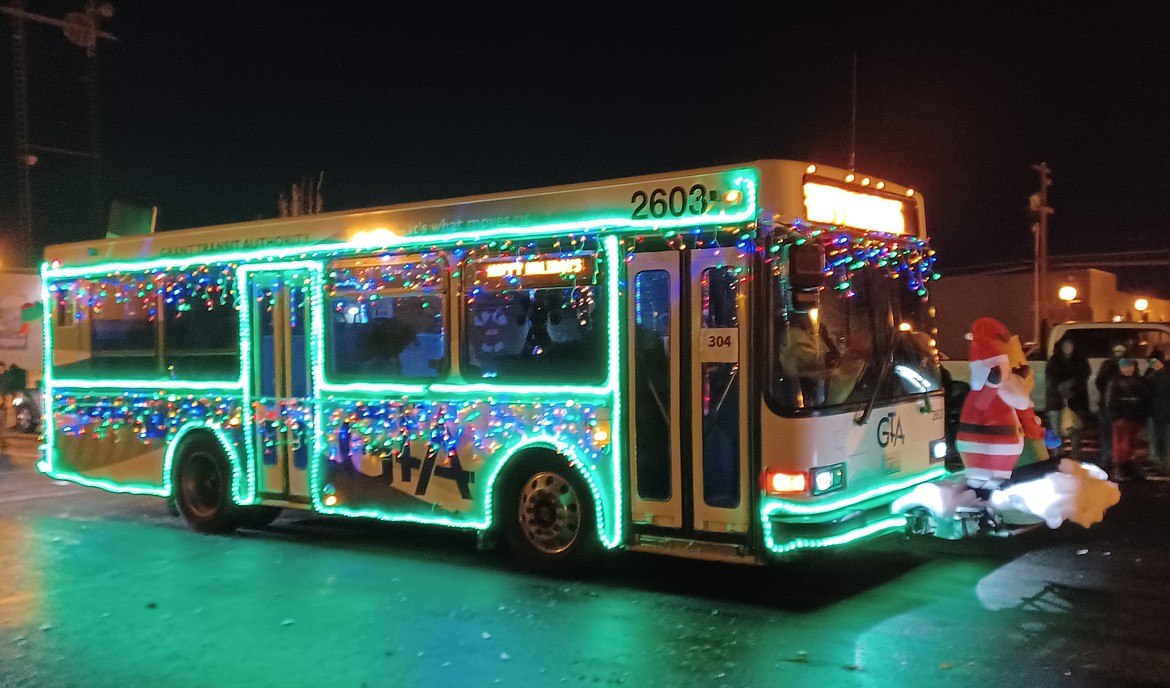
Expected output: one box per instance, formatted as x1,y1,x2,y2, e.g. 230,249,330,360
242,265,319,503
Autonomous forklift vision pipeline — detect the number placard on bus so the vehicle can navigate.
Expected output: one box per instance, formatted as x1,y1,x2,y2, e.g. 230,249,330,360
699,328,738,362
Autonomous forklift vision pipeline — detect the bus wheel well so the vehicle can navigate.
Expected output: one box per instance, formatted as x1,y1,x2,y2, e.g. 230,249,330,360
171,430,241,534
491,447,566,528
491,447,603,574
170,429,225,483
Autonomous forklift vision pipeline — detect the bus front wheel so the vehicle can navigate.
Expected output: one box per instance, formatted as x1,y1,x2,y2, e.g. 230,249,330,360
502,455,599,575
175,436,241,534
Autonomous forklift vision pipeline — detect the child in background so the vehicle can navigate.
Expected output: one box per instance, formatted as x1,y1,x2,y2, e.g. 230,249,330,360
1106,357,1148,481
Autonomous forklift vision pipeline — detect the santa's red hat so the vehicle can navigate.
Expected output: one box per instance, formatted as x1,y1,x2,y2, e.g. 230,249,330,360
966,317,1010,364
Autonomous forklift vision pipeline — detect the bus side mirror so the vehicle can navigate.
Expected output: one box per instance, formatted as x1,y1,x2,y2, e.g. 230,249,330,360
786,243,826,292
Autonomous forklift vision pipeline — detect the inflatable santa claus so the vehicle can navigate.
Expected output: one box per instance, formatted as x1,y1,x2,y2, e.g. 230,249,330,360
893,316,1120,537
955,317,1033,489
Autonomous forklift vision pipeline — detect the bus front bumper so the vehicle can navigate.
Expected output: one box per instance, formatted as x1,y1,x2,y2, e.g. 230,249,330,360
759,467,947,558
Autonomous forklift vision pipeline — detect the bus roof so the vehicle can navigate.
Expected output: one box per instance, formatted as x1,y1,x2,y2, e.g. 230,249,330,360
45,159,925,270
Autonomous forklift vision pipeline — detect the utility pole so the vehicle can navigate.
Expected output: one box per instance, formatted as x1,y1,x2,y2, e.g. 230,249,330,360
1030,163,1054,344
1,1,117,264
848,53,857,172
7,0,33,262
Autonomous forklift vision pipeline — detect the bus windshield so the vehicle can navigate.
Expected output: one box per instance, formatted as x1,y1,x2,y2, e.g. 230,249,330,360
769,261,941,413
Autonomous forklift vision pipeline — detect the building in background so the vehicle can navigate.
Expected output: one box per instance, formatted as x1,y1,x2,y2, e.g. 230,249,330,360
930,268,1169,359
0,268,43,383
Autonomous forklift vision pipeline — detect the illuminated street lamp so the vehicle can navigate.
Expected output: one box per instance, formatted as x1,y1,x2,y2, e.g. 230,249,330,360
1058,285,1078,322
1135,298,1150,322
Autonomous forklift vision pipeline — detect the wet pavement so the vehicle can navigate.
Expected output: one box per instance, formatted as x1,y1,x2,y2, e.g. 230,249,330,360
2,433,1170,688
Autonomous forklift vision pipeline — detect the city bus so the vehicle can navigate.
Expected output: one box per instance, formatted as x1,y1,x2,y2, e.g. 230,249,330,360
38,160,947,572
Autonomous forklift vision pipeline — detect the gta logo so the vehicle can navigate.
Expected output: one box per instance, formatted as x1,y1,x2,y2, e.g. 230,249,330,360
876,412,905,448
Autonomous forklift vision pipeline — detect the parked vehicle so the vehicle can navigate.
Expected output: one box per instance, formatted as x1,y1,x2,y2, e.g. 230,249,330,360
942,322,1170,413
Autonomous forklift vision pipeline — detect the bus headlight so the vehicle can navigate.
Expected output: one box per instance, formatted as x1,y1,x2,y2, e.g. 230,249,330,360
930,439,948,462
810,463,846,496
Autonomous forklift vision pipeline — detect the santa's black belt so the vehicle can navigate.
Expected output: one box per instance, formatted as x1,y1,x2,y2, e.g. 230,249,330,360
957,423,1020,436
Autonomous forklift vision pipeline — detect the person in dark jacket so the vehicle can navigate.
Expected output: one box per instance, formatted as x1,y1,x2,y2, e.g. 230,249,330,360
1045,337,1091,460
1106,357,1148,480
1144,349,1170,472
1095,342,1128,466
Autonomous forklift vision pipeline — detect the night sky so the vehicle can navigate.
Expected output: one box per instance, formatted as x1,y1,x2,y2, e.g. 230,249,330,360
3,3,1169,289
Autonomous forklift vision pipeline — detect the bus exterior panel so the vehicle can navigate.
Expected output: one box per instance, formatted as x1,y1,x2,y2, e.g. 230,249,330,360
758,398,947,557
38,159,943,569
45,389,249,499
315,398,615,534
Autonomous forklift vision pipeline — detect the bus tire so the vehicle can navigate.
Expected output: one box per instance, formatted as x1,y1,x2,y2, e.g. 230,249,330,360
500,453,600,575
241,506,282,529
174,436,241,534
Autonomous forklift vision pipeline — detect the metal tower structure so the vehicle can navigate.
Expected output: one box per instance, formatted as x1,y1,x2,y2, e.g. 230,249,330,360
1,1,116,264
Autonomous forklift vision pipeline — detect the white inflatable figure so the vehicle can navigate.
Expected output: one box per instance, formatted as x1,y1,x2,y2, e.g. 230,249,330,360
989,460,1120,529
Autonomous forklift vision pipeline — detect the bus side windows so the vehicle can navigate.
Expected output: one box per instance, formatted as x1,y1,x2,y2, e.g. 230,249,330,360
50,274,161,379
325,257,448,382
163,278,240,381
463,253,605,384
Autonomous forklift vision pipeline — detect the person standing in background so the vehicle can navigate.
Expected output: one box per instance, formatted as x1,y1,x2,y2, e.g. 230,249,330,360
1095,342,1128,468
1144,349,1170,474
1045,337,1090,461
1106,357,1148,481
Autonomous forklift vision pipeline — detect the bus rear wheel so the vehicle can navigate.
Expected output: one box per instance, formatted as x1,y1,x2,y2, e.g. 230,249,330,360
175,437,240,534
502,456,599,575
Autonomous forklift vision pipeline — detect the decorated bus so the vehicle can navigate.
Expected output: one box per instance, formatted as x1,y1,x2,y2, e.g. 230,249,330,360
39,160,946,571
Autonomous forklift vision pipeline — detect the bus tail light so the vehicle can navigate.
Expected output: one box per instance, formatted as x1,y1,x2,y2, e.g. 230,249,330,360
762,469,807,495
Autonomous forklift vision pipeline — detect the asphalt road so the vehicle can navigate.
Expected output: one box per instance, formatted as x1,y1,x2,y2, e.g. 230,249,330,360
2,434,1169,688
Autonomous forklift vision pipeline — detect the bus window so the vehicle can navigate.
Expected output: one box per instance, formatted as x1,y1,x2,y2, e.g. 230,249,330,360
700,266,739,509
162,269,240,381
464,253,605,383
326,257,447,381
51,274,161,379
771,261,939,412
634,270,671,501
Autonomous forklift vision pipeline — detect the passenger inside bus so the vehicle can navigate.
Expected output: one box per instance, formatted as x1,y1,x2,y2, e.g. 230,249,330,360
361,318,417,376
466,286,604,382
519,290,563,356
776,308,868,408
777,310,832,406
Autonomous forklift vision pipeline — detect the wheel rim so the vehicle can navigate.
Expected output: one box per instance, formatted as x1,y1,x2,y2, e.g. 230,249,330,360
517,471,582,555
180,451,224,520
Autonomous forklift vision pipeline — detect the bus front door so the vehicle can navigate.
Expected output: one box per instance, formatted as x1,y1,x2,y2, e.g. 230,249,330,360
626,248,750,538
244,266,318,503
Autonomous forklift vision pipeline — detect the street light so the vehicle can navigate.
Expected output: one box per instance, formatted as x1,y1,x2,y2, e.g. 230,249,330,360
1135,298,1150,322
1059,285,1078,323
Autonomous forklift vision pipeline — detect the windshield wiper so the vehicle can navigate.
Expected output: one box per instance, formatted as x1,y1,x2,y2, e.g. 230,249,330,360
854,330,935,426
855,341,896,426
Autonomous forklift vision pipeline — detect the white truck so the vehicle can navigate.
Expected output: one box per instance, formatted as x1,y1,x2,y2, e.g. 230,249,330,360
942,322,1170,414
